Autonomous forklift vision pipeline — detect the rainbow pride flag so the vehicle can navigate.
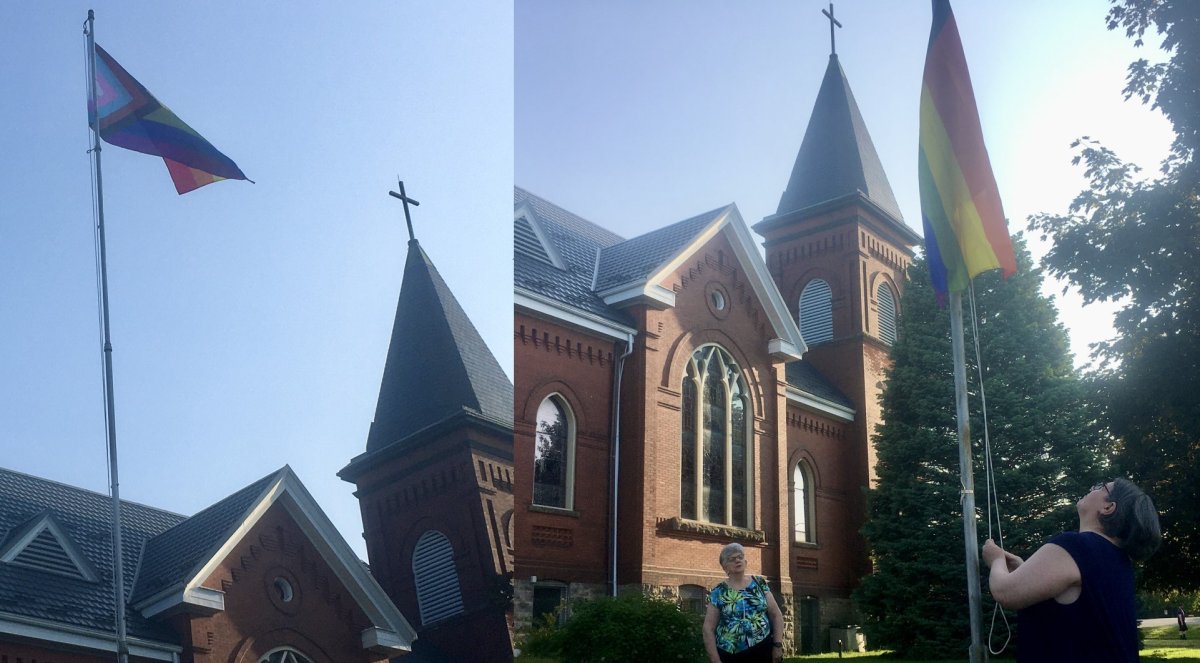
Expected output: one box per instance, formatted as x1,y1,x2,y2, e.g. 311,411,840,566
90,44,249,194
919,0,1015,297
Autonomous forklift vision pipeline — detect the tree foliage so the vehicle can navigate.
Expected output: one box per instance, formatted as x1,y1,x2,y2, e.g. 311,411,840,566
1028,0,1200,590
854,244,1103,658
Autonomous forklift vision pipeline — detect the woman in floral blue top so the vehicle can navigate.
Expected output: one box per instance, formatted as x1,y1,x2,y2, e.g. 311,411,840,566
703,543,785,662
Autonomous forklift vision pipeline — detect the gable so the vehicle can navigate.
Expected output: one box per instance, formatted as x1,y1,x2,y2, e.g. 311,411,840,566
514,201,564,269
0,513,97,582
629,205,805,362
132,467,415,655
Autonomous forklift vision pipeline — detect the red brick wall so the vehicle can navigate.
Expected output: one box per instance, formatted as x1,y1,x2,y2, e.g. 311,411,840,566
615,231,793,591
785,408,869,594
178,501,386,663
351,423,513,662
760,201,915,598
513,313,617,586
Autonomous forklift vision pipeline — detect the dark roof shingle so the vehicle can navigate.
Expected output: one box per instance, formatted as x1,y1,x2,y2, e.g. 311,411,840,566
776,55,903,223
594,205,730,292
132,469,280,602
0,467,184,642
365,239,514,453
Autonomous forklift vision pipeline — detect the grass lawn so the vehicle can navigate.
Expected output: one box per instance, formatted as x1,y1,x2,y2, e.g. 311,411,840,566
1141,625,1200,661
518,626,1200,662
780,626,1200,663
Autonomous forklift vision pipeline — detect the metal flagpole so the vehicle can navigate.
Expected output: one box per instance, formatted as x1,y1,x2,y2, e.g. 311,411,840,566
950,291,985,663
84,10,131,663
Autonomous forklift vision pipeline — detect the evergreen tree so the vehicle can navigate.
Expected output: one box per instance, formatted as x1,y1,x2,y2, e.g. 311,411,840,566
854,240,1103,658
1029,0,1200,590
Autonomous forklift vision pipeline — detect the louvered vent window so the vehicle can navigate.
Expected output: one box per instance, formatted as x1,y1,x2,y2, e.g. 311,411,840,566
516,215,554,265
799,279,833,345
877,283,897,345
412,530,465,625
9,529,87,579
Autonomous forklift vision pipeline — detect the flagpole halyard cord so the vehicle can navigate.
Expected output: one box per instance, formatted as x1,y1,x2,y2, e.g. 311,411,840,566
967,283,1012,655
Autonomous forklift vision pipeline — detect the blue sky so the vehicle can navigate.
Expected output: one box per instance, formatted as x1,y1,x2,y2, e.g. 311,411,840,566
0,2,511,559
516,0,1174,366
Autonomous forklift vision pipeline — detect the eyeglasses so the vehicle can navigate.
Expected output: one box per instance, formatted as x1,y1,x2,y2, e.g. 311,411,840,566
1091,480,1112,496
724,554,745,564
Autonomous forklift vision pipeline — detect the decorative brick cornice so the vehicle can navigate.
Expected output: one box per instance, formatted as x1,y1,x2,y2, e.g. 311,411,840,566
786,411,847,439
515,323,613,366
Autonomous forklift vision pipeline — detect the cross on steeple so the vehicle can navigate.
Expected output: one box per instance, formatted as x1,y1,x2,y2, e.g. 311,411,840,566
822,2,842,56
388,178,421,241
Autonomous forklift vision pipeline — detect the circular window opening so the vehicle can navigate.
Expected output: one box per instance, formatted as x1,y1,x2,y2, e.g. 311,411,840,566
273,577,294,603
710,290,726,311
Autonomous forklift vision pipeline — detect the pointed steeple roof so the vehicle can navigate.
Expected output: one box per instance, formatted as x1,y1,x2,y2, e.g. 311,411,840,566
365,239,513,453
776,54,903,223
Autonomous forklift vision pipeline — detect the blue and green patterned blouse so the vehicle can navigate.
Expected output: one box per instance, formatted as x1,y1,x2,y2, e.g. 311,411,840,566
709,576,771,653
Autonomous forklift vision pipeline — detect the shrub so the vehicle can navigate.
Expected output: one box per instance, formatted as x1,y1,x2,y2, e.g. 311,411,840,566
520,593,706,662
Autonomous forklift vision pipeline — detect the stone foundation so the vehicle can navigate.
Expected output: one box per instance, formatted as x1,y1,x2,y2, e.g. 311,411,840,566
512,578,606,633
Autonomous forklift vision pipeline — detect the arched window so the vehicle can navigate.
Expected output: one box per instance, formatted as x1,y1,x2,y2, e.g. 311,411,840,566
799,279,833,345
681,345,751,528
793,461,815,543
533,395,575,509
876,282,897,345
258,648,313,663
412,530,464,625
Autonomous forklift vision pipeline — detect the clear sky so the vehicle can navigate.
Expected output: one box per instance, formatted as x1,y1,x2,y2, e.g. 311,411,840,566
516,0,1174,369
0,2,511,559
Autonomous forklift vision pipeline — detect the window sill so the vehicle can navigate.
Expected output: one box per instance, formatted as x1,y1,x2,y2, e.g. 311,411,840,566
529,504,580,518
658,517,766,544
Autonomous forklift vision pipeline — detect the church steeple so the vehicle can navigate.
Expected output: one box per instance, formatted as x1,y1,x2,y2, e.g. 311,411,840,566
364,239,513,453
774,54,904,225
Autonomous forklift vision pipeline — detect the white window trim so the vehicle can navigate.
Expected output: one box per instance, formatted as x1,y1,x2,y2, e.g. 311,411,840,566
533,393,577,511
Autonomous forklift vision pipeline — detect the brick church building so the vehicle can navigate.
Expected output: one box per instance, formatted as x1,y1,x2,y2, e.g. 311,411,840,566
513,51,918,654
1,235,515,661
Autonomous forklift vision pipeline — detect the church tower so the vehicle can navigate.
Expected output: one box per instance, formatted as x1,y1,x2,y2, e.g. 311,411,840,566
341,224,515,662
754,52,920,486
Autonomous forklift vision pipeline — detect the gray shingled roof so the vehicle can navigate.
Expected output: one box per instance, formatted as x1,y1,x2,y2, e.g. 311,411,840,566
776,55,904,223
785,360,855,410
594,205,731,292
0,467,185,642
514,186,631,325
365,239,514,454
132,468,281,603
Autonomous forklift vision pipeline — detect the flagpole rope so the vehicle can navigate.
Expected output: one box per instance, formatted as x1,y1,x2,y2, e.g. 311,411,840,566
967,283,1012,654
83,29,110,480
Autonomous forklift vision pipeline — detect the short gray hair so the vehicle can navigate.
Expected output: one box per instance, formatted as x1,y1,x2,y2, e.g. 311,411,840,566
1101,478,1162,562
719,542,745,566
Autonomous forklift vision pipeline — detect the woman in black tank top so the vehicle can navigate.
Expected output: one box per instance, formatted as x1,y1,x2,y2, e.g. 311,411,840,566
982,478,1161,662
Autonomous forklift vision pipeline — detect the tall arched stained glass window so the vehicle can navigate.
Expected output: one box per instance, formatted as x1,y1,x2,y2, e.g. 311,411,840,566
877,282,898,345
534,395,574,509
681,345,752,527
799,279,833,345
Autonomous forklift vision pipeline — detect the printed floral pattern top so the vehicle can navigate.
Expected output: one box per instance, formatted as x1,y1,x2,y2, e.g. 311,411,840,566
709,575,771,653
